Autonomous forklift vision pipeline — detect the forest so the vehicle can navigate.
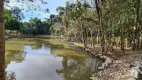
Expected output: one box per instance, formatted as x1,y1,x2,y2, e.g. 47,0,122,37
52,0,142,54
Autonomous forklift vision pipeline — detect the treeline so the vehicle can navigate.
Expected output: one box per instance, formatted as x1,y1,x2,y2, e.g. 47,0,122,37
51,0,142,54
22,18,51,35
4,7,51,35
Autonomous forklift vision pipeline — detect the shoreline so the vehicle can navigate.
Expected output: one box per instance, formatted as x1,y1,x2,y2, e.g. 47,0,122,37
5,35,20,40
62,40,141,80
61,39,114,77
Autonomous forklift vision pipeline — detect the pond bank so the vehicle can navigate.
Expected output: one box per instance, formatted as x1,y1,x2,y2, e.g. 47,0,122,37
61,39,142,80
5,35,20,40
59,39,114,78
66,41,113,69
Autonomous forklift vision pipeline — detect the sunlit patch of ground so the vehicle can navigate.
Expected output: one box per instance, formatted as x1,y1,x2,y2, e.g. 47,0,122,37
73,42,84,47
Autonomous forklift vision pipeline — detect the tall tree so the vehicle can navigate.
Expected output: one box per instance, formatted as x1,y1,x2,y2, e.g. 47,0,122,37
0,0,5,79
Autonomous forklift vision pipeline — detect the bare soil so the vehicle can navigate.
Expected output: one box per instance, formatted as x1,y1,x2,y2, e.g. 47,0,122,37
90,46,142,80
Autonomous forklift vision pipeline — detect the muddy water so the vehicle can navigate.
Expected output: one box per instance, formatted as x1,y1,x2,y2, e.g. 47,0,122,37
5,37,103,80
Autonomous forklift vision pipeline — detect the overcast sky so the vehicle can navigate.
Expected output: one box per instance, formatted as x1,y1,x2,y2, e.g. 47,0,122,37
5,0,67,22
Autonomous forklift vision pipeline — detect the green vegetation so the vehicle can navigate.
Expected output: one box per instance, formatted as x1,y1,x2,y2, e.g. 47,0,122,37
4,8,22,32
4,7,51,35
74,42,84,47
49,0,142,55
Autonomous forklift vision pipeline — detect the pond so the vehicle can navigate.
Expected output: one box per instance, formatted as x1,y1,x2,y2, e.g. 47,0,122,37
5,37,103,80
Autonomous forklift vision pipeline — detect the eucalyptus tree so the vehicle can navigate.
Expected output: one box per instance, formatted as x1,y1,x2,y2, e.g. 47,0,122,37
65,0,91,47
56,2,70,32
50,14,55,25
92,0,107,54
50,23,64,36
102,0,142,52
61,0,142,53
132,0,141,50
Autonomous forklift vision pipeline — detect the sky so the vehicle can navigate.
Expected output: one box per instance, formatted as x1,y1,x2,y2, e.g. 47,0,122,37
5,0,67,22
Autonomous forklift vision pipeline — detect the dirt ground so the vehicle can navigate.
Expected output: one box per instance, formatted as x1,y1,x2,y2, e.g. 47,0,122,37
90,49,142,80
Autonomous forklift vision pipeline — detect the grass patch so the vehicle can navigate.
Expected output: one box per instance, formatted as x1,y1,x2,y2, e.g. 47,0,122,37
74,42,84,47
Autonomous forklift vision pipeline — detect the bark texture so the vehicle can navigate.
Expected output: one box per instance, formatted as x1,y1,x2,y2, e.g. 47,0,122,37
0,0,5,80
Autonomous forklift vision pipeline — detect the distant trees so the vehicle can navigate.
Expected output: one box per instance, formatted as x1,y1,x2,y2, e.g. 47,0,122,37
22,18,51,35
4,8,51,35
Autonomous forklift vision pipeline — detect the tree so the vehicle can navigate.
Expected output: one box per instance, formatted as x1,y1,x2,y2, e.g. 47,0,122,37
50,23,63,35
56,5,68,32
50,14,55,25
4,9,24,33
55,0,142,54
0,0,5,79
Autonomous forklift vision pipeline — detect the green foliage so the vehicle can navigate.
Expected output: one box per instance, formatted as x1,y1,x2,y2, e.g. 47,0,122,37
4,8,51,34
4,9,22,31
22,18,51,35
50,23,63,35
54,0,142,51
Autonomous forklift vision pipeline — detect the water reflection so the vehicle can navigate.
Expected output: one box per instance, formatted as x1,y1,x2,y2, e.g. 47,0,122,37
56,56,102,80
6,38,103,80
6,72,16,80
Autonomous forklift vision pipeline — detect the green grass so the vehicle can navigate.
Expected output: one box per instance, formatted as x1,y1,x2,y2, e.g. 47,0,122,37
74,42,84,47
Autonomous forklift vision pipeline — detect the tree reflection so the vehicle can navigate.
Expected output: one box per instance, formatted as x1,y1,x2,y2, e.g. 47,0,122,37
6,72,16,80
5,51,27,80
56,56,103,80
5,51,26,67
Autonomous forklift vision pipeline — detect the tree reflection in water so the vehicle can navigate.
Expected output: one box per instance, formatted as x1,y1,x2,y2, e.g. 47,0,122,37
56,56,102,80
6,72,16,80
5,51,26,67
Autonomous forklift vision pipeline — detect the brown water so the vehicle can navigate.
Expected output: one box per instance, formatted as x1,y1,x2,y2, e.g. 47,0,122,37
5,37,103,80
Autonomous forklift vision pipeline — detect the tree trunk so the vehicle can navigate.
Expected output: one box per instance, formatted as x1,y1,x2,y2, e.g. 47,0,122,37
96,28,99,44
0,0,5,80
90,30,93,47
120,25,124,52
133,0,140,50
95,0,105,54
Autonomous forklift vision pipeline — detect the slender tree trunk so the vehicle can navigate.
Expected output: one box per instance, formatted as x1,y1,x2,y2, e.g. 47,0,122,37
96,28,99,44
133,0,140,50
84,27,87,47
80,19,86,48
120,21,124,52
90,30,93,47
0,0,5,80
95,0,105,54
125,38,128,49
137,37,140,49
